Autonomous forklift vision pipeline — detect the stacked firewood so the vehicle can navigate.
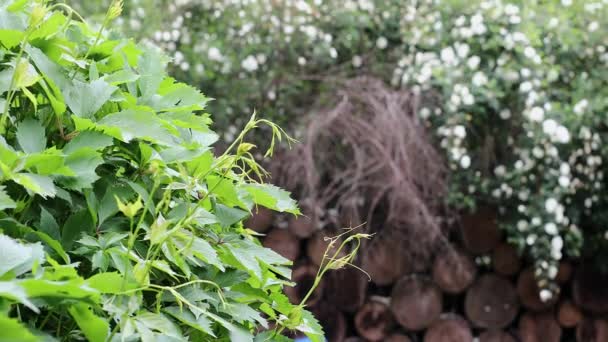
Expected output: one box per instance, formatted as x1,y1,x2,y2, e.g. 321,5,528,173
248,207,608,342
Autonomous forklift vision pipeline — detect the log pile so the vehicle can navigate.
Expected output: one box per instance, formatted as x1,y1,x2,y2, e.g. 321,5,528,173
248,208,608,341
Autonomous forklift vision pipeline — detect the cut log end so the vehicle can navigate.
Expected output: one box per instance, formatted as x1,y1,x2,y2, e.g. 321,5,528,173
325,267,368,313
519,312,562,342
361,237,409,286
432,247,477,294
245,207,274,233
423,314,473,342
311,304,346,342
460,206,502,254
391,275,443,331
288,215,316,238
262,228,300,261
516,267,558,312
576,318,608,342
386,334,412,342
306,232,346,267
572,265,608,315
557,300,583,328
492,243,521,276
478,330,517,342
354,300,394,341
465,274,519,329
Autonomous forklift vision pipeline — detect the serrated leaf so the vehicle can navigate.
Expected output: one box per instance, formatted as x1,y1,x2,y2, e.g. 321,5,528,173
16,118,45,153
0,234,44,278
215,204,248,228
223,238,290,281
0,281,38,312
68,303,109,342
86,272,137,294
63,130,113,154
64,79,117,118
297,310,325,342
164,306,215,337
13,173,56,198
61,147,103,190
61,209,94,250
173,231,224,271
242,184,300,214
39,207,59,240
0,186,16,210
137,46,168,100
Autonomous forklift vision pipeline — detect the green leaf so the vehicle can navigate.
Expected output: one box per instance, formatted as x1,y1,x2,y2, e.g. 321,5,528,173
0,186,15,210
0,29,23,49
0,234,44,278
103,69,139,85
0,315,40,342
61,210,94,250
39,207,59,239
63,130,113,154
86,272,137,294
163,306,215,337
68,303,109,342
19,278,99,302
16,118,45,153
242,184,300,214
61,147,103,190
297,310,325,342
64,79,117,118
0,281,38,312
13,173,56,198
223,238,290,281
173,231,224,271
137,46,168,100
214,204,248,228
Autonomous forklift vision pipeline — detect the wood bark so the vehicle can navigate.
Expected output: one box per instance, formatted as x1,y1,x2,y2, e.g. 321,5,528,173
311,304,346,342
516,267,557,311
423,314,473,342
245,207,273,233
478,330,517,342
557,299,583,328
262,228,300,261
354,300,394,341
492,243,521,276
390,275,443,331
464,274,519,329
518,312,562,342
385,334,412,342
460,206,502,254
325,267,368,313
432,247,476,294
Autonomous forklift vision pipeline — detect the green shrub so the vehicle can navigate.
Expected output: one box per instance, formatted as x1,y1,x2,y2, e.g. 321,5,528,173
0,1,345,340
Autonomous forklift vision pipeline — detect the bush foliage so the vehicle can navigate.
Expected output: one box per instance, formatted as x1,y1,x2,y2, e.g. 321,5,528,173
88,0,608,296
0,0,338,340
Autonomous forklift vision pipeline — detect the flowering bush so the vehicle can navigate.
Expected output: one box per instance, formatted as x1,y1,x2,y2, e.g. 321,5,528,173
82,0,608,296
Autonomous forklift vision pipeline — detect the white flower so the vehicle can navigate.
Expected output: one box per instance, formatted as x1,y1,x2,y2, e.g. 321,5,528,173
560,163,571,175
559,175,570,188
329,47,338,59
499,109,511,120
517,220,528,231
460,155,471,168
504,4,519,16
574,99,589,115
542,119,558,136
241,55,259,72
520,81,533,92
555,126,570,143
456,43,470,58
545,198,559,213
540,289,553,302
462,93,475,105
528,107,545,122
352,55,362,68
549,18,559,28
494,165,506,176
551,236,564,251
561,0,572,6
467,56,480,69
441,47,457,65
298,57,307,66
208,47,223,61
472,71,487,86
589,21,599,32
544,222,558,235
453,125,466,138
524,46,536,59
376,36,388,49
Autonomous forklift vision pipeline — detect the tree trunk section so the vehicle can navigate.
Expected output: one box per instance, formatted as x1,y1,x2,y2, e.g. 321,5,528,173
354,300,394,341
311,303,346,342
478,330,517,342
423,313,473,342
245,207,273,233
572,265,608,315
519,312,562,342
460,206,502,254
516,267,557,311
465,274,519,329
386,334,412,342
262,228,300,261
492,243,521,276
284,264,323,306
390,275,443,331
432,247,476,294
557,299,583,328
325,267,368,313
